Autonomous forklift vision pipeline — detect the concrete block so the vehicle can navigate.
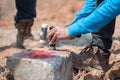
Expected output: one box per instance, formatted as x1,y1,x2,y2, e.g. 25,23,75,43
6,49,73,80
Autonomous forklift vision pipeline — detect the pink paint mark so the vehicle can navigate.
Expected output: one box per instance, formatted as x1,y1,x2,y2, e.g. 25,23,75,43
21,50,56,59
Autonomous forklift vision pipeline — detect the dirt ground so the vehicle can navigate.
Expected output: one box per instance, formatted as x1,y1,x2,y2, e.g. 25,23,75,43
0,0,120,80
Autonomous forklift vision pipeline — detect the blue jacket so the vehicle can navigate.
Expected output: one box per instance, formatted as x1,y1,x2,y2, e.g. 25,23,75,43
68,0,120,37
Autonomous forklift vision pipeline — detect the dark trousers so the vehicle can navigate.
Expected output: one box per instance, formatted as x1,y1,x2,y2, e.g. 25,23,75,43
14,0,37,22
92,0,116,51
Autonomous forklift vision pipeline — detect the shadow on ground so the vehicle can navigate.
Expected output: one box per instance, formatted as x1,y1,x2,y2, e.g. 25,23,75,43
0,43,20,52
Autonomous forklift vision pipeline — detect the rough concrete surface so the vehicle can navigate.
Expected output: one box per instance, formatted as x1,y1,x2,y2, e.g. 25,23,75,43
6,49,72,80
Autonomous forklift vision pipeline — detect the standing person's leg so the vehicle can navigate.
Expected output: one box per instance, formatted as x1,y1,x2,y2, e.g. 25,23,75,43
15,0,36,21
15,0,37,48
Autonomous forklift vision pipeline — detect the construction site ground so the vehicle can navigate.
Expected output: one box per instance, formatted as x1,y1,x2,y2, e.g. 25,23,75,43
0,0,120,80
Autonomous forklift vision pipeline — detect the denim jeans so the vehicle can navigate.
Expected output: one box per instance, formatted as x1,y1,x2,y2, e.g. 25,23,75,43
15,0,37,22
92,0,116,51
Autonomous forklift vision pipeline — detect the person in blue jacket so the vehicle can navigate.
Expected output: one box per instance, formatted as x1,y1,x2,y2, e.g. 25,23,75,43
15,0,37,48
48,0,120,72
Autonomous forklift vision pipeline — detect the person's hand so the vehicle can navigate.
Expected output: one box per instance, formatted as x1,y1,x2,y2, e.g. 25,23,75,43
47,26,71,45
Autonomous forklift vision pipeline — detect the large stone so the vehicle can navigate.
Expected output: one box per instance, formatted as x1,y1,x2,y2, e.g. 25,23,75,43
6,49,73,80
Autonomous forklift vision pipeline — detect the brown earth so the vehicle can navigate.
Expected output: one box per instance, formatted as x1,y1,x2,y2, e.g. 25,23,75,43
0,0,120,80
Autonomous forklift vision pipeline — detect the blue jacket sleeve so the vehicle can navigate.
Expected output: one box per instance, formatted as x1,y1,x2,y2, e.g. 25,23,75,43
72,0,96,24
69,0,120,37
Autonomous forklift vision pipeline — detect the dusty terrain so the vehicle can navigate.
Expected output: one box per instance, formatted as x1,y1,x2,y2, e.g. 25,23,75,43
0,0,120,80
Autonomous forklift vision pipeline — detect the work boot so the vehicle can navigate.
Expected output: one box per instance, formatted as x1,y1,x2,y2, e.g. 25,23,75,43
25,22,34,40
73,45,110,73
15,19,34,48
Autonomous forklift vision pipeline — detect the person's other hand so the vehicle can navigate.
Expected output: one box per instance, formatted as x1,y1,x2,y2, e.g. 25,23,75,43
47,26,71,45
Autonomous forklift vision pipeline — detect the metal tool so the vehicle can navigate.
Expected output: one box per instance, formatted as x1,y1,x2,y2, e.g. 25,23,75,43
39,24,48,44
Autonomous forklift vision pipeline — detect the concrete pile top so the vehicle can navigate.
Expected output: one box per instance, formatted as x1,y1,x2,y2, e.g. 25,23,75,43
6,49,73,80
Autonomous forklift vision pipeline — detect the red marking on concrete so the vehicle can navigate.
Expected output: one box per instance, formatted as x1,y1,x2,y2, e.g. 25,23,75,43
22,50,56,59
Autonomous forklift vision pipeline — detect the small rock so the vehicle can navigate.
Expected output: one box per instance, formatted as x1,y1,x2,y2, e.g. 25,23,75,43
0,67,14,80
104,62,120,80
79,71,102,80
109,53,120,65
